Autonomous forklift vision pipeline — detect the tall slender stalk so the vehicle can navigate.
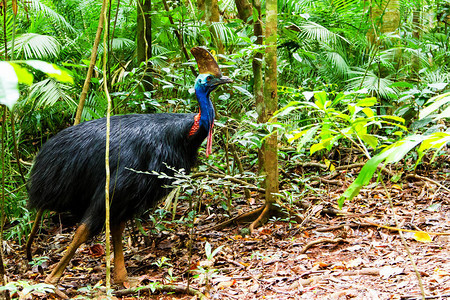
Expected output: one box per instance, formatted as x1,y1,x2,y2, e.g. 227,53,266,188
0,106,10,300
102,0,112,290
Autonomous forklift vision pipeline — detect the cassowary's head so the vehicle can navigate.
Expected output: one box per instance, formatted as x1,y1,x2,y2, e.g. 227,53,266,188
195,73,232,95
191,47,232,96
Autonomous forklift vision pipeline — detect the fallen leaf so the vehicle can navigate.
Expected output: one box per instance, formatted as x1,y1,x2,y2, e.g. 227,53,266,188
413,231,432,243
217,279,236,289
380,266,404,279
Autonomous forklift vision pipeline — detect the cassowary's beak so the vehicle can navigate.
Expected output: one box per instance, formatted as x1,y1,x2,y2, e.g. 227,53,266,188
211,76,233,87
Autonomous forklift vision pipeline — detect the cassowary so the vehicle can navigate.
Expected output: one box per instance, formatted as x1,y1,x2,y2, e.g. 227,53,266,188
25,47,232,285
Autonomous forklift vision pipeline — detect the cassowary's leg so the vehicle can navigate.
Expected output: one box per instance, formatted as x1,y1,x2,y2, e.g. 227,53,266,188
26,209,44,261
45,223,90,285
112,221,127,284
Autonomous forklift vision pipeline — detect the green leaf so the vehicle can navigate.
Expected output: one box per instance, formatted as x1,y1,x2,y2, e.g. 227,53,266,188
296,125,319,151
357,97,377,107
379,115,405,123
384,135,424,164
310,142,326,155
390,81,414,88
416,132,450,165
340,152,388,206
233,85,253,98
361,134,378,148
434,105,450,120
314,91,327,109
362,107,375,118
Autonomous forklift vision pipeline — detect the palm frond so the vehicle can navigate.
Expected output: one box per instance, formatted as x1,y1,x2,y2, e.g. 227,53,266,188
25,0,77,34
27,79,76,108
13,33,61,59
290,20,349,45
322,44,350,78
210,22,238,46
346,69,398,99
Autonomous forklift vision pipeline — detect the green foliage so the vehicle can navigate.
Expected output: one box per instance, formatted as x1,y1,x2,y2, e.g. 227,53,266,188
340,92,449,206
277,90,407,157
0,281,54,298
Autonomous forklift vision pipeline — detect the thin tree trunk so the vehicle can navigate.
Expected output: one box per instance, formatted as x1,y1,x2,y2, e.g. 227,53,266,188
161,0,197,76
252,0,264,172
412,3,422,75
74,0,108,125
250,0,278,232
137,0,152,91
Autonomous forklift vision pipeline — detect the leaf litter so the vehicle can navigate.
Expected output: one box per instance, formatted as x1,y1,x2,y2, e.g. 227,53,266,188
2,157,450,299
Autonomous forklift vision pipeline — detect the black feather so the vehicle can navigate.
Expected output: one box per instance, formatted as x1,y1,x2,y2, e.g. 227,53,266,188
27,113,207,236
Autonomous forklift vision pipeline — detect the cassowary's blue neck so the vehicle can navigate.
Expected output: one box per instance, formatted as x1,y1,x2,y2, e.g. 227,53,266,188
195,85,215,133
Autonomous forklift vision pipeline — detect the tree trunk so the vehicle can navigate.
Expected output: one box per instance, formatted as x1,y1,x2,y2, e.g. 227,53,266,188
250,0,278,232
235,0,252,23
74,0,108,125
137,0,152,91
411,3,422,75
367,0,400,45
205,0,223,54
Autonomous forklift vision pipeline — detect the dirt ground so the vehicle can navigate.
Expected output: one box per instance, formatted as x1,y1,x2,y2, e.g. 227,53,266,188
2,161,450,299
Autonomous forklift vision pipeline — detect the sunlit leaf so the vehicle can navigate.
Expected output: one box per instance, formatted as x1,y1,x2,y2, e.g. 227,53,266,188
0,62,20,109
25,60,73,84
419,92,450,120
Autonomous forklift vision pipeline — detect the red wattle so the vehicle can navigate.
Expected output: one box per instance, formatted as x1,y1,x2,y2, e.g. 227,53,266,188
206,121,214,157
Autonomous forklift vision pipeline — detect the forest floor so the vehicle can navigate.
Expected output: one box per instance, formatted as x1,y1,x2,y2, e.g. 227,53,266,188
2,157,450,299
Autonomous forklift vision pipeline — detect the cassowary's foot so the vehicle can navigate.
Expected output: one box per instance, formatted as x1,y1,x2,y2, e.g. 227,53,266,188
44,277,69,299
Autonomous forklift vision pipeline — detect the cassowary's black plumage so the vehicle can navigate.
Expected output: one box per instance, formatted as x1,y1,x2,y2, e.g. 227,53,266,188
27,113,206,235
25,47,232,287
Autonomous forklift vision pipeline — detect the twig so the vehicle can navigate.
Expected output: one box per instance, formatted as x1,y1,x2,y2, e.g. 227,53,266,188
334,162,396,177
192,172,265,193
405,174,450,193
382,180,426,300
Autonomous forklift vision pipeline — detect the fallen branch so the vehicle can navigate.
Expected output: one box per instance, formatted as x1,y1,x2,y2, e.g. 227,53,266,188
310,176,343,186
401,293,450,300
114,284,207,299
198,206,265,232
299,237,345,254
297,200,346,217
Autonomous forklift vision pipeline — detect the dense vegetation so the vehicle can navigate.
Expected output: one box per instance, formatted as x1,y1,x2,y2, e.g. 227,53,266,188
0,0,449,298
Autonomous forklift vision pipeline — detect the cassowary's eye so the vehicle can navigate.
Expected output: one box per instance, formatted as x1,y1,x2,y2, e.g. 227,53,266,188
207,75,212,82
